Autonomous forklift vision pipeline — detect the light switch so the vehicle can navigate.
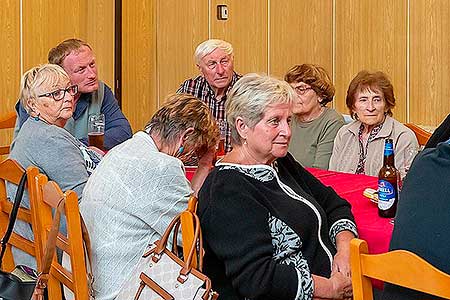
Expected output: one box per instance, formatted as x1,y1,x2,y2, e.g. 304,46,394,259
217,5,228,20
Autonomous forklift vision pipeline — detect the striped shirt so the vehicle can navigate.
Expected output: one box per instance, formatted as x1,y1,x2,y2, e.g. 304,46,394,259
177,72,242,153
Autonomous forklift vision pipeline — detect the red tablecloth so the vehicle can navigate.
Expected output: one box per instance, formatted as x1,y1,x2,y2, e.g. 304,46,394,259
186,166,393,254
187,166,391,288
306,168,393,256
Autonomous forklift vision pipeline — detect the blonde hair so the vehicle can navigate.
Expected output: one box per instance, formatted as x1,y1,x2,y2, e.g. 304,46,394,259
19,64,70,113
194,39,233,65
226,73,296,146
146,94,219,157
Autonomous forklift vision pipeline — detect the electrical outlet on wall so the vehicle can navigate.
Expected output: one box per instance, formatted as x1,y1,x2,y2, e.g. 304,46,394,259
217,5,228,20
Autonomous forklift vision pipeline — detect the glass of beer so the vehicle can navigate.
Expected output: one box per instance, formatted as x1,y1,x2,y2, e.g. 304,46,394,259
88,113,105,150
216,120,227,158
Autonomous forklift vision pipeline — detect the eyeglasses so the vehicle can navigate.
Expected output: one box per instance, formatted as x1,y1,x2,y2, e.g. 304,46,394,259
293,86,313,95
38,85,78,101
205,58,230,70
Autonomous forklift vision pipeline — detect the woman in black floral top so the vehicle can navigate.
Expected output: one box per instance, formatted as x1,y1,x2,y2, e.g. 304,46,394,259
198,74,358,300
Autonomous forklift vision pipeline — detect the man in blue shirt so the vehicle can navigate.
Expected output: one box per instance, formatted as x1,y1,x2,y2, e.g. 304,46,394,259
15,38,132,150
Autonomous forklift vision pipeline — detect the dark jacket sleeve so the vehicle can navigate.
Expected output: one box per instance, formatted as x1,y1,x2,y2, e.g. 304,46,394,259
14,101,29,136
278,154,357,242
199,171,302,300
424,114,450,149
100,85,132,150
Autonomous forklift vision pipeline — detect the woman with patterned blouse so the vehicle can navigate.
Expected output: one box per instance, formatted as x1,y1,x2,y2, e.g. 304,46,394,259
329,71,418,176
198,74,358,300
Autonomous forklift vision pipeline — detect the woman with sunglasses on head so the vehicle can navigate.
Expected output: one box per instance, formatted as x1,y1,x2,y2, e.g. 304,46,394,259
285,64,344,170
7,64,103,268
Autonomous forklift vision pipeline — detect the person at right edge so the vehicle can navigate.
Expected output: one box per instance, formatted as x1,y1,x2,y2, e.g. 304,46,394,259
381,138,450,300
424,113,450,149
198,73,358,300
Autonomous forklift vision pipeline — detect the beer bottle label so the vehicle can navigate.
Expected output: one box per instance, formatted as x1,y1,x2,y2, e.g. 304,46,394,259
384,143,394,156
378,179,396,210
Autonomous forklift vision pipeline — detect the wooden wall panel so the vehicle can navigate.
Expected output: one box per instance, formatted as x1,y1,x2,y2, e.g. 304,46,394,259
335,0,407,121
122,0,156,132
0,0,20,149
410,0,450,126
22,0,114,89
210,0,268,74
157,0,209,101
22,0,88,70
87,0,115,88
270,0,332,82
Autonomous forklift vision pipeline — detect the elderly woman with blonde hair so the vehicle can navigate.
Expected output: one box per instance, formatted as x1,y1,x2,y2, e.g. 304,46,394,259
7,63,103,268
198,73,357,300
80,94,219,300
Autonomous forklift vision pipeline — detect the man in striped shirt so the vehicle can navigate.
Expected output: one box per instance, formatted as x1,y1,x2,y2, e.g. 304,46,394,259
178,39,241,153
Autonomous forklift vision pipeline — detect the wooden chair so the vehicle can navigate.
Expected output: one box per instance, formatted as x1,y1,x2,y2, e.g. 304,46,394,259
31,173,93,300
0,111,17,155
404,123,432,146
0,160,42,272
350,238,450,300
180,195,202,269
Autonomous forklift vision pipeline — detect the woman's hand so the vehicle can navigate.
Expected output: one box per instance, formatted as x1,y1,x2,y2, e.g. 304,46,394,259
190,147,215,196
197,147,215,169
330,271,353,299
332,231,354,277
313,273,352,299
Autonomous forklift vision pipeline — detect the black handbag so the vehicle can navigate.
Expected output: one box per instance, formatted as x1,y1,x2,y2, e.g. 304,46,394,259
0,172,37,300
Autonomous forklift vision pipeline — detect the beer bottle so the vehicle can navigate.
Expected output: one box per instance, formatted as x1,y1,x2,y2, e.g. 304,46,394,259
378,138,399,218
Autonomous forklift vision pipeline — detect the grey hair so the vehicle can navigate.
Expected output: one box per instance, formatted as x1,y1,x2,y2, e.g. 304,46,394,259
194,39,234,65
19,64,70,114
226,73,296,146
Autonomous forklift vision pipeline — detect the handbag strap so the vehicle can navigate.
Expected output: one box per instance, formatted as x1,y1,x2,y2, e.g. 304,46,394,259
155,211,202,275
80,216,95,298
33,196,65,300
0,172,27,267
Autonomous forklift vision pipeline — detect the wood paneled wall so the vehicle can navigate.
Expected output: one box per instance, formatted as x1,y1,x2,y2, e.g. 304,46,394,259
335,0,408,120
123,0,450,133
211,0,268,74
0,0,114,148
410,0,450,125
269,1,333,80
0,0,20,151
3,0,450,148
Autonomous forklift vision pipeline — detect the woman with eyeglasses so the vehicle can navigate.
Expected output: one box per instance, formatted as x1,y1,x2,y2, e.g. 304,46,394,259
285,64,345,169
7,64,102,268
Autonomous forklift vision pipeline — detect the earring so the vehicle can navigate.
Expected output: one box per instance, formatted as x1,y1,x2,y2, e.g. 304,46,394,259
34,113,40,121
243,140,247,145
176,145,184,156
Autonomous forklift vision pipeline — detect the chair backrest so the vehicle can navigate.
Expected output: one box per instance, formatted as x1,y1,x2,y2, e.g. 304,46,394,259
0,160,42,271
0,112,17,156
31,173,92,300
350,238,450,300
404,123,432,146
180,195,201,269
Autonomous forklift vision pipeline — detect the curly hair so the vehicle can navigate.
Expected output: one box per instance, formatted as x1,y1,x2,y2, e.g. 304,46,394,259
284,64,335,105
146,94,219,158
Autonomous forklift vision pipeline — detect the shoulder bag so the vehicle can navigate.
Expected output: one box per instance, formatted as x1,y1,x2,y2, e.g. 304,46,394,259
116,211,218,300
